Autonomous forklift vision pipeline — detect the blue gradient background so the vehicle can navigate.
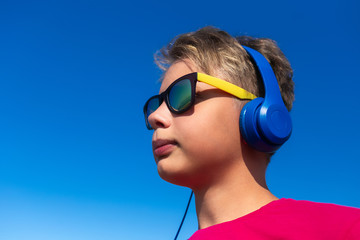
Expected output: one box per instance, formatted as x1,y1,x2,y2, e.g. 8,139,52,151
1,0,359,239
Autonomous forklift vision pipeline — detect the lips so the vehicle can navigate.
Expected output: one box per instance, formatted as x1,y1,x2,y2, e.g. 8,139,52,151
152,139,177,159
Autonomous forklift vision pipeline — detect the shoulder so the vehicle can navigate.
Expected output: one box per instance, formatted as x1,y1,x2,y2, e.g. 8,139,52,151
272,198,360,239
277,198,360,219
188,199,360,240
246,198,360,229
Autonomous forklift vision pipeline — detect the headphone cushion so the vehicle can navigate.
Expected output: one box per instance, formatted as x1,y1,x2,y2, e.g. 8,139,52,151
239,98,282,153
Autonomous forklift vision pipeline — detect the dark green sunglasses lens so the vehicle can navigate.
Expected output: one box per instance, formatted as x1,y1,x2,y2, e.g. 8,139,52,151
169,79,192,111
146,97,161,119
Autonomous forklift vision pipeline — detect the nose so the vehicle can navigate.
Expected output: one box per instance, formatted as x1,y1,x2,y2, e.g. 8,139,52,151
147,102,172,130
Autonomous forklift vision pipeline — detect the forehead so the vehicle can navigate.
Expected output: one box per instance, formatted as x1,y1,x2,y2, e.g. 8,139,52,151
159,60,198,93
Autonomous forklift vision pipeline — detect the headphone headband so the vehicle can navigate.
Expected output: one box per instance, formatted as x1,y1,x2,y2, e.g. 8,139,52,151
242,46,283,105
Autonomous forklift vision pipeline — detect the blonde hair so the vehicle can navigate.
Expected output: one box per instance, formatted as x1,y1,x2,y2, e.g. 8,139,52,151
155,26,294,111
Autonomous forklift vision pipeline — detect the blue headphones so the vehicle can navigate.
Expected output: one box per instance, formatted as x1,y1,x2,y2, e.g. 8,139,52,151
239,46,292,153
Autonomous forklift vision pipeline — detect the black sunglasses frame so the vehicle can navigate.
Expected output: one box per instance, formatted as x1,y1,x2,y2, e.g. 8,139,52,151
143,72,198,130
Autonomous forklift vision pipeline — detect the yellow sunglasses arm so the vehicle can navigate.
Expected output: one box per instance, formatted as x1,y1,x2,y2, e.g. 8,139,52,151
197,73,257,100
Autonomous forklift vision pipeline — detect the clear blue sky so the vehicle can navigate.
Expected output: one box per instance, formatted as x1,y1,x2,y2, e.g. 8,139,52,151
1,0,359,239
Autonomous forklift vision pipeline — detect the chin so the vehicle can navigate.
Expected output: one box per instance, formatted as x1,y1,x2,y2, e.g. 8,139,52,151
157,161,193,187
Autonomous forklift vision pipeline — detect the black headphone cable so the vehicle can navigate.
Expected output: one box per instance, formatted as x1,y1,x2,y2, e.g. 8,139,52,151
173,191,194,240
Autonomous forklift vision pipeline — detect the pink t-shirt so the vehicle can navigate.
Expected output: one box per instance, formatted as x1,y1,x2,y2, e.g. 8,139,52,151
189,198,360,239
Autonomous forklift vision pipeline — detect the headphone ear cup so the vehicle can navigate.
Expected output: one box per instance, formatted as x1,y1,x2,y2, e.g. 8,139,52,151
258,103,292,146
239,98,281,153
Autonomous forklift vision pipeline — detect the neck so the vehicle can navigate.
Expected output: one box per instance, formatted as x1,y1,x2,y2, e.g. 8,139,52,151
192,158,278,229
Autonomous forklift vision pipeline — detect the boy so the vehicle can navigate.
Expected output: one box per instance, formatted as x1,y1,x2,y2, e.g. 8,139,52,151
143,26,360,239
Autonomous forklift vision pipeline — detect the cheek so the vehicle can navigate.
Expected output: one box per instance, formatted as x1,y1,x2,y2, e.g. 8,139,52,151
176,102,242,164
156,99,243,188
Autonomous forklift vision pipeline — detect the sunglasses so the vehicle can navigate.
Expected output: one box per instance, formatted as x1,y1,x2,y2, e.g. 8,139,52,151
143,72,257,130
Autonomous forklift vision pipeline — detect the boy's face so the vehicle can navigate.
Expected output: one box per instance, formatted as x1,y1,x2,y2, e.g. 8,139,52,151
148,60,244,189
